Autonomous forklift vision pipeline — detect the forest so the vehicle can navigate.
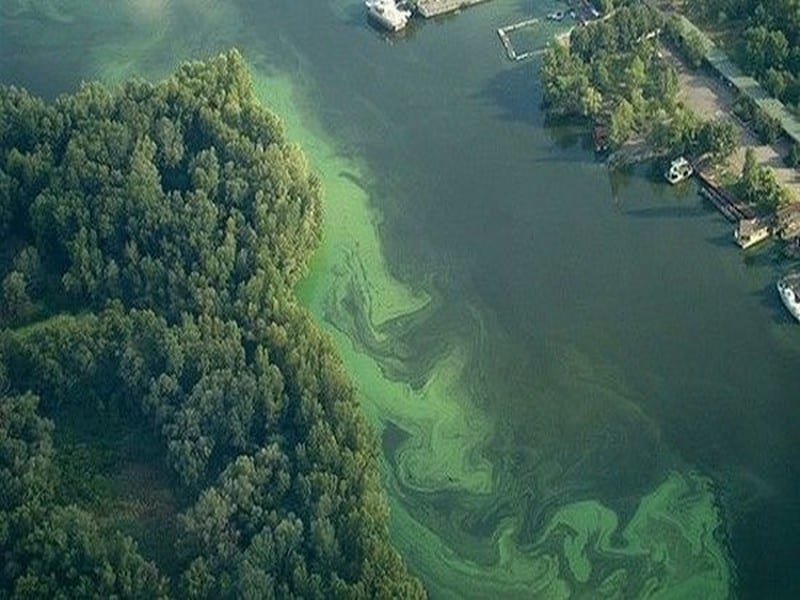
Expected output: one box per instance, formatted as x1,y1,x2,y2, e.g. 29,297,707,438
0,50,424,598
540,4,737,161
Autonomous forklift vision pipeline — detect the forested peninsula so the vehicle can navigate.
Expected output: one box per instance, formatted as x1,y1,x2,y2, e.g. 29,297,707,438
0,50,424,598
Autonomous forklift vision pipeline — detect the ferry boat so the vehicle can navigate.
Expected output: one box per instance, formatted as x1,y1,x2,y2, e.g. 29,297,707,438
366,0,411,31
777,271,800,322
665,156,693,184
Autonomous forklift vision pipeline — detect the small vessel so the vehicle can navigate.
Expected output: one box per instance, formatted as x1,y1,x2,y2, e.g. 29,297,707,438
734,217,771,249
777,272,800,322
547,10,566,21
665,156,693,184
592,123,609,153
366,0,412,32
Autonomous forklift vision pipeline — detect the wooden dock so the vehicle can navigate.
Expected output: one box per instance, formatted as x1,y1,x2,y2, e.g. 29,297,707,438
696,171,754,222
415,0,491,18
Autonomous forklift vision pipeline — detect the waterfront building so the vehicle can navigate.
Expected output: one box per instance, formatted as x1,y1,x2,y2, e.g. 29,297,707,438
734,217,771,249
776,203,800,241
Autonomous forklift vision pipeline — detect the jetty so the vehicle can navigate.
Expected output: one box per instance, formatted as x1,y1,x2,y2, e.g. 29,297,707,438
415,0,490,18
696,171,754,223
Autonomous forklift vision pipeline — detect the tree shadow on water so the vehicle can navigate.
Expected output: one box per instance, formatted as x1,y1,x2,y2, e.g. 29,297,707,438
753,281,794,325
624,205,707,220
476,62,602,158
475,62,543,126
542,113,596,153
704,231,737,248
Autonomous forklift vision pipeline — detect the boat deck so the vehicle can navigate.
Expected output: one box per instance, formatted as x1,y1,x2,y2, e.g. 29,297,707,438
779,273,800,290
778,273,800,321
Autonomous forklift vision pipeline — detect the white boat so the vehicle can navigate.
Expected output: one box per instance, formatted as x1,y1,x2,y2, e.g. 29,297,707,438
777,272,800,322
665,156,694,184
366,0,411,32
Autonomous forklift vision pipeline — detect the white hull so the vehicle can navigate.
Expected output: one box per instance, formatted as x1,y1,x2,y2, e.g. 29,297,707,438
665,157,693,184
777,274,800,322
366,0,411,31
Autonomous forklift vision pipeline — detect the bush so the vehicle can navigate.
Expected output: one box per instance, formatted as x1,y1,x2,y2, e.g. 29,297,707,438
786,142,800,168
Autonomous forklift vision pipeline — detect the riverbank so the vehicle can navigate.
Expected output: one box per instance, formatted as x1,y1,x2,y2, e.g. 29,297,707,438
649,4,800,215
640,22,800,250
548,1,800,249
5,1,800,596
660,9,800,201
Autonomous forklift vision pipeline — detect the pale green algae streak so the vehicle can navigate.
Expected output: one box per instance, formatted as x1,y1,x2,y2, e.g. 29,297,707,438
1,1,733,597
272,78,733,599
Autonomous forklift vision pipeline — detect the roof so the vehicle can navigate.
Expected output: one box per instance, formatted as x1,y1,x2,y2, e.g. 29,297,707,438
777,203,800,238
737,217,769,236
670,156,690,167
777,203,800,218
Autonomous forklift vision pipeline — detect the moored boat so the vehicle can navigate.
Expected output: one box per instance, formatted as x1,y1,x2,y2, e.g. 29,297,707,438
665,156,693,184
366,0,411,32
777,271,800,322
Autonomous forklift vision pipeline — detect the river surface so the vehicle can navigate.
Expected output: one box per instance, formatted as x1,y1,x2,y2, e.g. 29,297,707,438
2,1,799,597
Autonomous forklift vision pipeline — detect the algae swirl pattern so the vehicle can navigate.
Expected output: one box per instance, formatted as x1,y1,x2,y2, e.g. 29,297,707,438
0,1,736,597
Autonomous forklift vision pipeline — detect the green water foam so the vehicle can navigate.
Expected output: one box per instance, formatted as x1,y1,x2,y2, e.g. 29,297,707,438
3,3,736,596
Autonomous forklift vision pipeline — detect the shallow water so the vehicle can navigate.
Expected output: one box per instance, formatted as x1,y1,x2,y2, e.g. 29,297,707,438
3,1,800,597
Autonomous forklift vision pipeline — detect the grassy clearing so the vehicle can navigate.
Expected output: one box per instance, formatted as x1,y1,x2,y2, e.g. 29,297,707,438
52,400,183,576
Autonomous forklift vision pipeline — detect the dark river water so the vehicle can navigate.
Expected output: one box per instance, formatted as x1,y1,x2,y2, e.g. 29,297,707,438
2,1,799,597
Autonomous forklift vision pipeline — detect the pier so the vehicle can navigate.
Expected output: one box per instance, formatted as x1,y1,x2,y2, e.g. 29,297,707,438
415,0,491,18
696,171,754,222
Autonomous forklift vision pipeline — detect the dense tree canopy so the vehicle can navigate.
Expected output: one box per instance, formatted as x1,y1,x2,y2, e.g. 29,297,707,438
541,5,671,143
739,147,788,212
0,50,424,598
541,4,737,164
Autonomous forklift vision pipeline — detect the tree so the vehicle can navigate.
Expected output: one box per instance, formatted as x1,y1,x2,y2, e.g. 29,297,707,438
740,148,787,211
681,27,707,69
580,85,604,117
0,393,55,512
786,142,800,167
2,270,33,323
541,4,695,153
0,169,15,238
744,26,788,76
764,68,788,99
698,118,737,162
610,99,637,146
0,50,423,598
625,55,647,92
752,109,782,144
742,146,757,183
541,43,590,115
